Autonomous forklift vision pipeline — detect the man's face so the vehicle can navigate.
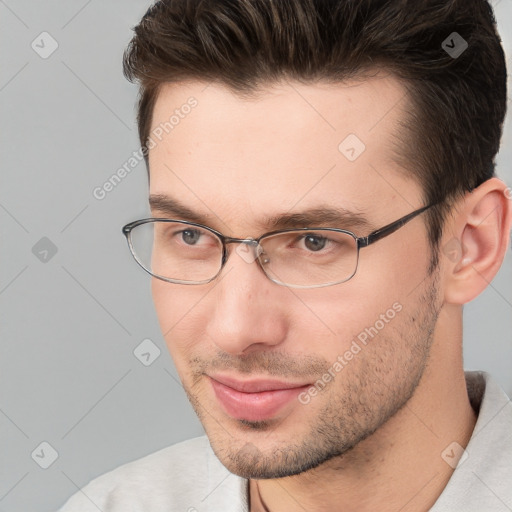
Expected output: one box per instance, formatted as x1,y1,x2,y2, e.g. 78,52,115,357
148,76,441,478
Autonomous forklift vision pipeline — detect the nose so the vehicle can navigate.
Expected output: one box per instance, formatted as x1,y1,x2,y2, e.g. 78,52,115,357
205,244,289,355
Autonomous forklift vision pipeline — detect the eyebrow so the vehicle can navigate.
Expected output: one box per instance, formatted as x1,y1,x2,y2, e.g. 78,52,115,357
149,194,374,233
150,194,210,225
265,208,373,232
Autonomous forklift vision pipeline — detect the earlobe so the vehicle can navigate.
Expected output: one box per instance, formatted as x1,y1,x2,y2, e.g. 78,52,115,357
443,178,512,305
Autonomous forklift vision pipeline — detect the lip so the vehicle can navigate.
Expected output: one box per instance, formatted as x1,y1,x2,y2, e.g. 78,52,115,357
208,374,311,422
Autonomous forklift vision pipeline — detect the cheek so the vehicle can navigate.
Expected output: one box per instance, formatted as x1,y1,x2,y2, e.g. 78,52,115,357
294,288,387,349
357,231,431,299
151,278,174,333
151,279,207,363
300,241,428,348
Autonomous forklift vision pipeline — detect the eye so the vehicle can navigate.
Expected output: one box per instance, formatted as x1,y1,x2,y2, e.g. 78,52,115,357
181,229,202,245
303,234,327,252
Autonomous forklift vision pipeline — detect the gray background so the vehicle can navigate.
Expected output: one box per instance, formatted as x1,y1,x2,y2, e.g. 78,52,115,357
0,1,510,511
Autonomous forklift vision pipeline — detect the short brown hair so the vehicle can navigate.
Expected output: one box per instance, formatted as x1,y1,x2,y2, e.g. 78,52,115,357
123,0,507,266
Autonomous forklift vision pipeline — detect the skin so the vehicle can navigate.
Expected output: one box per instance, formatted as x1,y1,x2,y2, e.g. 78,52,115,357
147,75,512,511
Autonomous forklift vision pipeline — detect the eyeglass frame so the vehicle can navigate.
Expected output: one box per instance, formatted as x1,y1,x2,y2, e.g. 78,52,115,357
122,202,438,289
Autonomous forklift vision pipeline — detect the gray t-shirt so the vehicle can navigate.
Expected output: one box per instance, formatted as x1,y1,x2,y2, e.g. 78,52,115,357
57,371,512,511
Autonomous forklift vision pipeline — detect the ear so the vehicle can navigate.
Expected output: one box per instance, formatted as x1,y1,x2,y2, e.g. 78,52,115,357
442,177,512,305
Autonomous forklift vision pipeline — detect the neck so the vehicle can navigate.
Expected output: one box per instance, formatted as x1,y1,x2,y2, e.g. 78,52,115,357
250,307,477,512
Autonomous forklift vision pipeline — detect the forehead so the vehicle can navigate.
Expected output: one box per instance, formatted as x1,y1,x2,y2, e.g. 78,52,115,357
147,75,421,230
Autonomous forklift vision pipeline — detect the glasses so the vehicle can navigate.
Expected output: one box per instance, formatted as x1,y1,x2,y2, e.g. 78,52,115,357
122,204,436,289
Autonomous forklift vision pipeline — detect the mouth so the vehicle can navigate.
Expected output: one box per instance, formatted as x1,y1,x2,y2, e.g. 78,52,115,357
208,374,312,422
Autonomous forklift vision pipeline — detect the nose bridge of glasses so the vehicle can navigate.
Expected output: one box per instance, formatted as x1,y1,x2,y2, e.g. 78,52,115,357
225,237,265,264
224,236,258,246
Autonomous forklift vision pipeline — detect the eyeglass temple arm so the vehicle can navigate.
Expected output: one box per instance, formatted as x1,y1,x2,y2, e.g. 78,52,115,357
358,204,436,248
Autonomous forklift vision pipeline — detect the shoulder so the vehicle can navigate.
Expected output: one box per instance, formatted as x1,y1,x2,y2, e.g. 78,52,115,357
57,436,234,511
432,372,512,511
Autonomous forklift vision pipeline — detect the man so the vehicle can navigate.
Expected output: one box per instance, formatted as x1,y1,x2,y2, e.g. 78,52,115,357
59,0,512,510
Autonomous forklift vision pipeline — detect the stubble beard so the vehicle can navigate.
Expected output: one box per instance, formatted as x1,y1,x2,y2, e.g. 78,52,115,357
182,270,441,479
